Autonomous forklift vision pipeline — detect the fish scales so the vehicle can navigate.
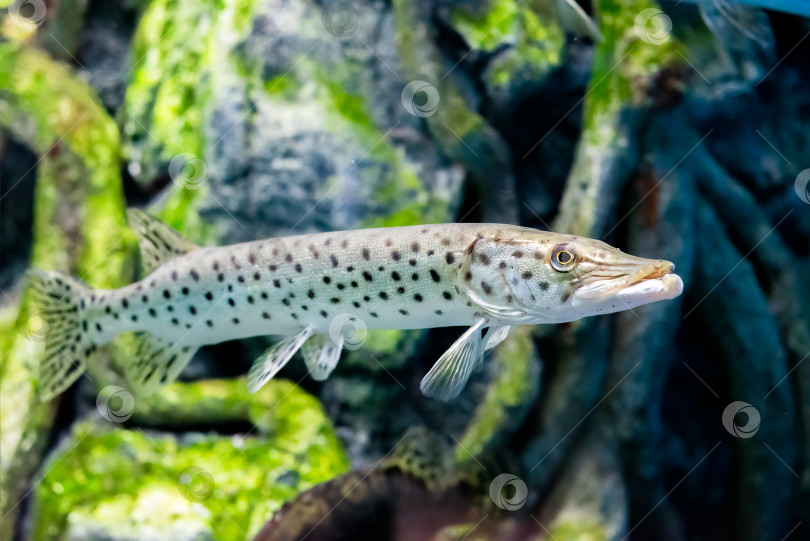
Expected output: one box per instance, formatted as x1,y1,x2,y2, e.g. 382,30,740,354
28,211,683,401
90,223,489,345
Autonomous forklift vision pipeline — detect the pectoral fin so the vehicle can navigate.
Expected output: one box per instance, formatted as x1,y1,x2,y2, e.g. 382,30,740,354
248,325,315,393
420,318,487,401
301,334,343,381
484,325,513,352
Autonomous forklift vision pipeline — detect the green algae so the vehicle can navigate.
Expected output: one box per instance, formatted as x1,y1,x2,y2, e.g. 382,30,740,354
0,41,133,536
32,380,349,541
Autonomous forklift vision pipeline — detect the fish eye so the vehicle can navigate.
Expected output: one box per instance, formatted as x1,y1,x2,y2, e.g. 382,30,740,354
551,244,577,272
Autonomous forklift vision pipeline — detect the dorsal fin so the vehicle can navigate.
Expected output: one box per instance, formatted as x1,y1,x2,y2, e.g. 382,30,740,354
127,209,198,274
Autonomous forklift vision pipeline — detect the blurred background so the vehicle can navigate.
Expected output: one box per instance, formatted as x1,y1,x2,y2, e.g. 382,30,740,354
1,0,809,540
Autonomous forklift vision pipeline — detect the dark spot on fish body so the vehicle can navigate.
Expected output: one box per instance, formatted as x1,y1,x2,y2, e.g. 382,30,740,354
206,320,214,326
282,298,290,306
512,250,523,258
247,296,255,304
337,283,345,290
166,305,174,312
308,289,316,299
378,266,384,272
330,254,339,267
261,292,268,300
392,251,401,261
233,318,240,324
411,242,420,253
435,310,443,315
217,273,225,282
353,301,361,308
238,276,245,283
181,287,190,295
414,293,423,302
445,253,455,264
254,272,261,281
171,318,179,326
248,253,256,264
330,298,340,304
284,254,293,263
443,291,453,300
481,282,492,294
362,248,370,260
189,306,197,315
205,292,213,300
149,308,157,317
190,270,199,281
171,271,178,281
269,265,277,271
262,312,271,320
397,286,405,294
320,310,329,318
122,298,129,308
370,312,379,318
498,261,507,269
213,262,220,271
295,263,302,273
464,271,472,281
363,295,371,302
379,292,389,300
291,313,299,320
522,271,533,279
539,281,550,291
274,280,281,288
362,271,373,282
430,269,440,282
412,273,419,281
399,309,409,315
323,276,331,284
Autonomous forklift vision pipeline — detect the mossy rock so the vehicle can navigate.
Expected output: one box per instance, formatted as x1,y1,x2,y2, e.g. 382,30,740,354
31,380,350,541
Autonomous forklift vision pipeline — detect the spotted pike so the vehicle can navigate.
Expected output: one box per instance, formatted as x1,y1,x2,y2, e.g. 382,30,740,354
29,209,683,401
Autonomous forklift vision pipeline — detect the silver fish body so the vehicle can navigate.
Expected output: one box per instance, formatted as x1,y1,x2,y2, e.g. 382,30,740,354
28,211,683,401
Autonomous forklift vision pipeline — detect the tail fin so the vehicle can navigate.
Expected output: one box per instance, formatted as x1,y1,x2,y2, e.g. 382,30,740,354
25,269,96,400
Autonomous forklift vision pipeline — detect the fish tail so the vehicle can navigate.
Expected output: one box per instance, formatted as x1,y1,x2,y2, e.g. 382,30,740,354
25,269,97,400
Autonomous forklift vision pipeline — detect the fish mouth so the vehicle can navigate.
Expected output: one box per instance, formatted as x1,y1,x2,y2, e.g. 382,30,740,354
575,260,683,301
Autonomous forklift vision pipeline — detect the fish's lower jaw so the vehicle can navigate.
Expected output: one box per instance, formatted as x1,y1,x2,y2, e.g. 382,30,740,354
617,273,684,303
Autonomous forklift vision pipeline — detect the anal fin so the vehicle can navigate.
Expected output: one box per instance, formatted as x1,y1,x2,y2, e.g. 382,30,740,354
127,333,199,394
248,325,315,393
420,318,487,402
301,334,343,381
127,209,199,274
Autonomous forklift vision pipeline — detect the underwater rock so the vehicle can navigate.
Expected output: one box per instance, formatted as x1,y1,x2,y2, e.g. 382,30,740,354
30,380,349,540
0,41,131,539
